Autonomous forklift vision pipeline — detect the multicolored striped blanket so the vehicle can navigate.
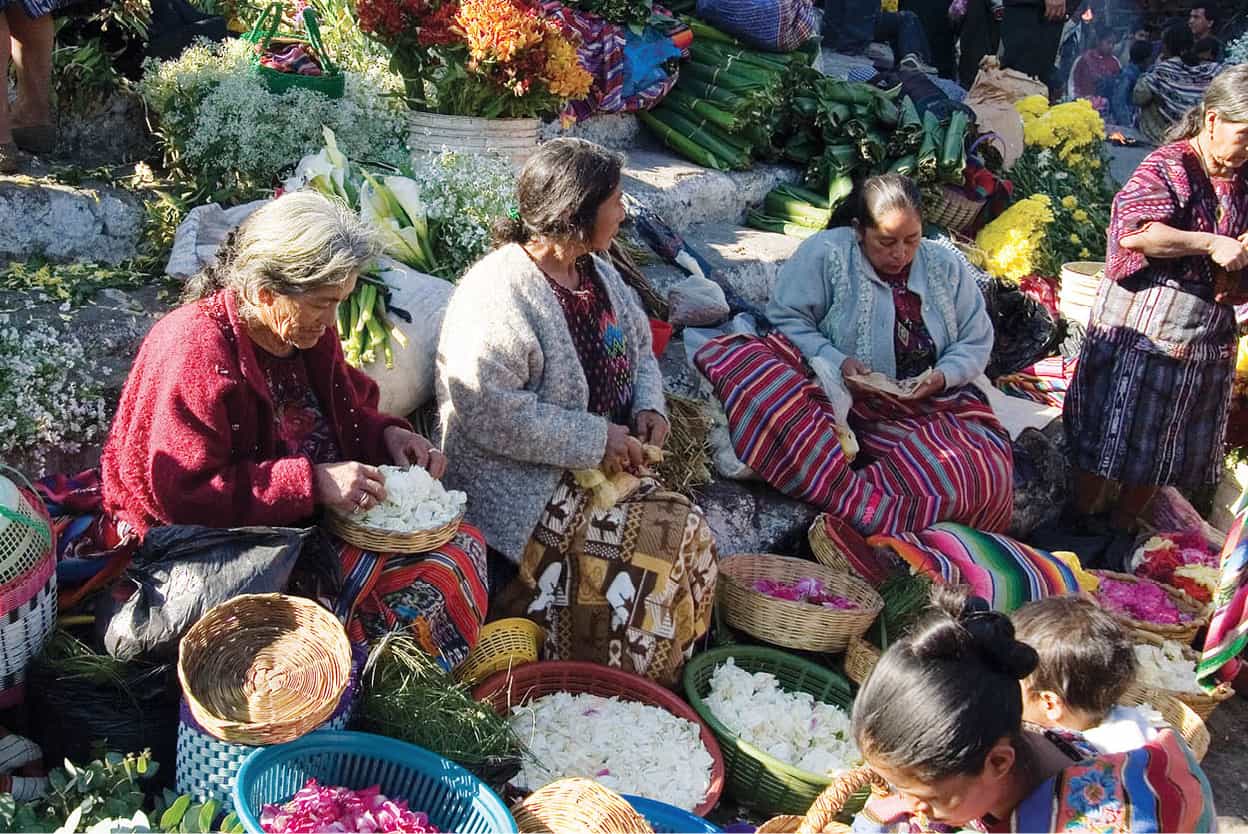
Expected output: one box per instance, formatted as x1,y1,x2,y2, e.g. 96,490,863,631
1198,488,1248,690
694,332,1014,535
995,355,1078,409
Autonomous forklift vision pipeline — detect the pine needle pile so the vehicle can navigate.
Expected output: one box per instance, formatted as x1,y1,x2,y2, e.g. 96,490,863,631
655,393,712,497
355,633,525,785
876,571,934,645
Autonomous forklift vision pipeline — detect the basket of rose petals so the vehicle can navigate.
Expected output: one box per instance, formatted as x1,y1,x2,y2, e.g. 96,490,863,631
1091,571,1209,645
232,730,516,834
718,554,882,653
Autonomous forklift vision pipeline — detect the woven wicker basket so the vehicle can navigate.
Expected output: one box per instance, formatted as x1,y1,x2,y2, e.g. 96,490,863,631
512,778,653,834
324,508,463,554
1120,684,1210,762
718,554,882,653
808,519,849,573
924,185,986,234
455,618,544,686
472,660,725,817
1091,570,1209,645
755,768,890,834
1131,631,1234,721
177,594,352,746
843,636,881,688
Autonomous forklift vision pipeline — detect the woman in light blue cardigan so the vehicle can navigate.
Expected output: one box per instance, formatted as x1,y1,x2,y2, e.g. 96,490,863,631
767,175,993,403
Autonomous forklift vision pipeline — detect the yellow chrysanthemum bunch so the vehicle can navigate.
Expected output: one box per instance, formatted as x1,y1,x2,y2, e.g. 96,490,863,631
1015,94,1050,122
455,0,545,64
1019,98,1105,168
975,194,1054,280
542,29,592,99
880,0,898,10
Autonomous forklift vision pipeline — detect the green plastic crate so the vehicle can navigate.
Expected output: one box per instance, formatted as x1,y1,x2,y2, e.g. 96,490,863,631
682,645,866,818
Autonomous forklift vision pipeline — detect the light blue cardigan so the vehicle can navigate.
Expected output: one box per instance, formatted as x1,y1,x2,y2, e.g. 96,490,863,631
765,227,993,389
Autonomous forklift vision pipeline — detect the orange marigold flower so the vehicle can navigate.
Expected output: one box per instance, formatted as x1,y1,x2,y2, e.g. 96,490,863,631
454,0,544,64
541,32,591,99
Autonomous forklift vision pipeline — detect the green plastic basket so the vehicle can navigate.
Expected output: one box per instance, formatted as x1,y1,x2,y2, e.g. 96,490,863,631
244,4,345,99
682,645,865,818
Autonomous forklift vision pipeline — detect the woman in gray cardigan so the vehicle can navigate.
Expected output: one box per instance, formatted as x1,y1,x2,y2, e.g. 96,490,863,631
436,139,717,685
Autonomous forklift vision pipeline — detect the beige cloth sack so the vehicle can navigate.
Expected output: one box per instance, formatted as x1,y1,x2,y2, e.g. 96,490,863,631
965,55,1049,108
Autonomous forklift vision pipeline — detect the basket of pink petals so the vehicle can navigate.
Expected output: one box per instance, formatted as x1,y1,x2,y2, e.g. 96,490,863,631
1092,570,1210,646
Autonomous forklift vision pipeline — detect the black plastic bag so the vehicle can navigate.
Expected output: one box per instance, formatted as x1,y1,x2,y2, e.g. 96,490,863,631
99,524,339,661
145,0,227,61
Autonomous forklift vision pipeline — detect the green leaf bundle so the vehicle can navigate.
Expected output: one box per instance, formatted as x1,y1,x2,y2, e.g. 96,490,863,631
939,109,970,184
917,110,942,183
747,209,822,239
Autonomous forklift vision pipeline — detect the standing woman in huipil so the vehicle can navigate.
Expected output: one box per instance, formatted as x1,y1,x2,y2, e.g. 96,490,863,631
1064,64,1248,539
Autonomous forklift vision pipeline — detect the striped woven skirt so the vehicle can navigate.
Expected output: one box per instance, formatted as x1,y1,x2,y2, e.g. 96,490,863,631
1064,327,1234,489
334,525,489,672
694,332,1014,535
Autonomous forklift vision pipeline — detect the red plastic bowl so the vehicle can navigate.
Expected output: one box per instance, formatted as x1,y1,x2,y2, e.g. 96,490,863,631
472,660,725,817
649,319,673,358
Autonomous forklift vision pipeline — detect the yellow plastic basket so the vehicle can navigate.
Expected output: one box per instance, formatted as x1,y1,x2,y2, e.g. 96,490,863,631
455,617,544,685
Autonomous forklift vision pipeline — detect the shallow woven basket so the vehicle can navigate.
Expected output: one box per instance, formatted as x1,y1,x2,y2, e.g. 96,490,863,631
324,508,462,554
843,636,881,688
177,593,352,746
924,185,986,234
755,768,890,834
1131,630,1234,721
455,618,544,686
1091,570,1209,645
1120,683,1210,762
472,661,725,817
512,778,653,834
718,554,882,653
808,519,849,573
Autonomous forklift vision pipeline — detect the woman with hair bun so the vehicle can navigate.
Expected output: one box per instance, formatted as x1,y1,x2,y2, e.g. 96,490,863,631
850,589,1216,832
436,138,716,685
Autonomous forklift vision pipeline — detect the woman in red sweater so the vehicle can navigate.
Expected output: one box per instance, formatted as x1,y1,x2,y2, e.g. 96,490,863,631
93,192,487,667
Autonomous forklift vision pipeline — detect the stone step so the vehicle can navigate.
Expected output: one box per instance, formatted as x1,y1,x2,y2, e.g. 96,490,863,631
621,146,802,232
0,178,145,265
542,113,643,151
681,222,804,308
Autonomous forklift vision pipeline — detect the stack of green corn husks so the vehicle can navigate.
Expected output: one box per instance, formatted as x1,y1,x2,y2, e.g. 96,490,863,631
748,72,972,237
640,20,815,170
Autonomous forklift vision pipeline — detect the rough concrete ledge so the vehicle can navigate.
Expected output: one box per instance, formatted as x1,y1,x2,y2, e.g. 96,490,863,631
696,476,820,557
682,222,803,308
0,179,144,265
542,113,643,150
622,149,801,231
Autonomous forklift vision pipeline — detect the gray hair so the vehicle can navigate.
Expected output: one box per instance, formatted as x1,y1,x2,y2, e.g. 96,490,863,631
184,190,380,307
1167,64,1248,142
854,173,924,229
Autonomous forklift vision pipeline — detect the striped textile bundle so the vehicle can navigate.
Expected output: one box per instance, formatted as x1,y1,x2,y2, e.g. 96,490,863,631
994,355,1078,409
1198,488,1248,691
693,332,1014,535
868,522,1083,612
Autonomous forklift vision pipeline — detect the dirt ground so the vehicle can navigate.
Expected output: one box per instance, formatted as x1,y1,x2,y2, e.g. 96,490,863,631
1201,695,1247,830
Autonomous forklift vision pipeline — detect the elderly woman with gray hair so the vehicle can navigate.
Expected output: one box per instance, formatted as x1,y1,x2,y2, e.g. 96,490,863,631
437,138,717,685
97,191,488,666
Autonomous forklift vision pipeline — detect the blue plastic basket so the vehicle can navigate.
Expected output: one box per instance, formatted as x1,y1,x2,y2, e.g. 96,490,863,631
232,731,517,834
624,796,721,834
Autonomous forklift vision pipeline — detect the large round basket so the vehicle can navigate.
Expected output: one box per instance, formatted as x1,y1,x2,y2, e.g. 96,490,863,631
682,646,860,817
718,554,882,654
1120,684,1210,762
924,185,986,234
1091,570,1209,645
843,636,881,688
456,618,544,686
1059,261,1104,328
472,660,725,817
512,778,652,834
1131,631,1234,721
178,594,352,746
232,730,517,834
808,518,849,573
0,466,58,708
409,112,540,167
754,767,890,834
324,509,463,554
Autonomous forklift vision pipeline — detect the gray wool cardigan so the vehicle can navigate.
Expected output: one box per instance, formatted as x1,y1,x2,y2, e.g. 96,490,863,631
436,243,667,562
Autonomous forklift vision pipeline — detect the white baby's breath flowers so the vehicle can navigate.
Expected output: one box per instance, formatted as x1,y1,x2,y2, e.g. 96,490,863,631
704,659,860,777
509,692,714,812
353,465,466,532
1134,641,1202,693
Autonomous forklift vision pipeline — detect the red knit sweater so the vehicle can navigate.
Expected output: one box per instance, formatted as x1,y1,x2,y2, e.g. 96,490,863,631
101,289,410,536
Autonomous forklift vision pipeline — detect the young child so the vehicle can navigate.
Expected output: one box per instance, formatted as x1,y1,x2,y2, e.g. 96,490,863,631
1012,595,1159,754
1110,39,1153,126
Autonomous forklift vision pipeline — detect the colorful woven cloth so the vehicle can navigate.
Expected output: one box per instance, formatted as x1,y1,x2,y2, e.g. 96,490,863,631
336,524,489,672
36,470,137,611
495,473,717,687
853,729,1215,833
1198,488,1248,690
995,355,1078,409
694,332,1013,535
868,522,1082,612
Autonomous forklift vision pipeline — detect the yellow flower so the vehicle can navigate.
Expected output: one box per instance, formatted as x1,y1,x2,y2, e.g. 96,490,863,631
974,194,1054,281
1022,98,1106,175
542,30,592,100
1073,209,1088,222
454,0,544,65
1015,95,1050,121
1080,247,1090,258
880,0,898,9
1061,195,1078,210
1069,233,1081,244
